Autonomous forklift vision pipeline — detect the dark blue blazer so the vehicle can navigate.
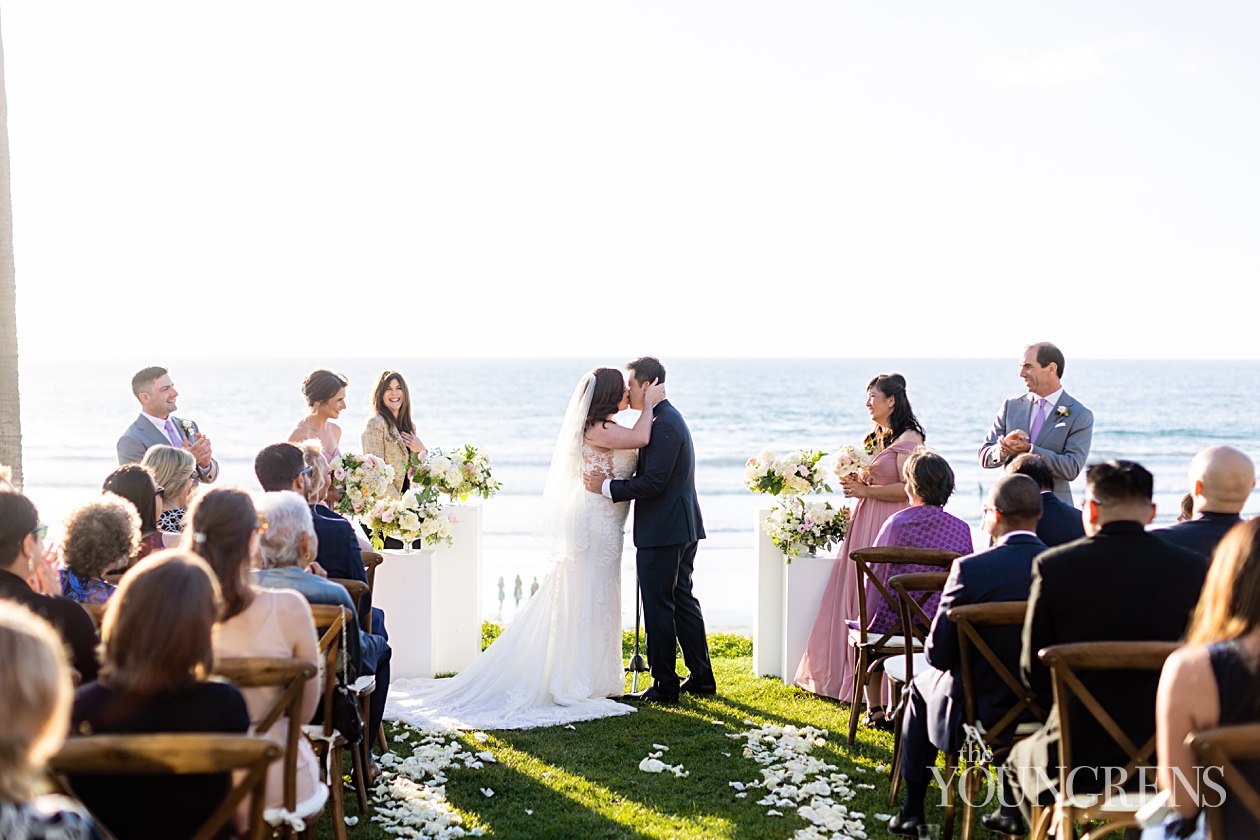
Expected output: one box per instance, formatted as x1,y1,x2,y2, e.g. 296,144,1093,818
1155,512,1243,561
921,532,1043,751
310,504,367,585
608,400,705,548
1037,491,1085,547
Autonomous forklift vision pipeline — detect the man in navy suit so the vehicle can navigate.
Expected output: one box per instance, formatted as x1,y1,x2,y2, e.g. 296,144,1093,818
116,366,219,482
1155,445,1254,560
1006,453,1085,547
888,475,1045,837
586,356,713,703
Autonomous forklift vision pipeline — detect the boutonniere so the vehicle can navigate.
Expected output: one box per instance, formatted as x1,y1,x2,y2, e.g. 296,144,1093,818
1055,406,1070,418
180,419,195,436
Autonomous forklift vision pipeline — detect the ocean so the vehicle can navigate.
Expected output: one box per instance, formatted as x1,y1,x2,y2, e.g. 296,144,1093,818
16,357,1259,633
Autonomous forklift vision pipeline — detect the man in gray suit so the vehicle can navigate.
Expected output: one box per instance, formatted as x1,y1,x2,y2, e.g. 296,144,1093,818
116,366,219,483
979,343,1092,504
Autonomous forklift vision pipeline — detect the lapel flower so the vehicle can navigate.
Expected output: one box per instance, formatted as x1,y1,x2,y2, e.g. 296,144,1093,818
180,418,194,436
1055,406,1070,418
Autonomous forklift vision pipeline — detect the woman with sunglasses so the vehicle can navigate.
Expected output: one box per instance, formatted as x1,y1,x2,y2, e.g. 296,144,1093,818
0,491,100,683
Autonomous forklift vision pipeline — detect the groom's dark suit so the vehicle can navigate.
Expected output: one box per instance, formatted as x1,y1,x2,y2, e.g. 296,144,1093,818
609,399,713,696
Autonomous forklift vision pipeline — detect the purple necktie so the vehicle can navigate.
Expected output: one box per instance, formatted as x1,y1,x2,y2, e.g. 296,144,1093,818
1028,398,1047,444
163,417,183,448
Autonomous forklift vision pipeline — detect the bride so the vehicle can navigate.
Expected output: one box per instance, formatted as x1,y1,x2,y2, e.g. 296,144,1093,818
385,367,665,730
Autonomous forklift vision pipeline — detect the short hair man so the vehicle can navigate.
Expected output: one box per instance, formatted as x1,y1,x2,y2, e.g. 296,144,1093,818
116,366,218,483
887,475,1045,837
254,491,391,762
1155,446,1255,560
1010,461,1208,808
979,343,1092,504
1004,453,1085,547
254,443,367,587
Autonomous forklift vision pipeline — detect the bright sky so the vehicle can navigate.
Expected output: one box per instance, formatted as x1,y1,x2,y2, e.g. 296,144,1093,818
4,2,1257,359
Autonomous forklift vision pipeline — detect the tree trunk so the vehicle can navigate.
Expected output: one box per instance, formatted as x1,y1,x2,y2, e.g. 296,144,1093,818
0,13,22,487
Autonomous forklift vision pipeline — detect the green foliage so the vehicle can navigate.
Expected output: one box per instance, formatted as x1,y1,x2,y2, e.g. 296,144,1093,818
481,620,503,651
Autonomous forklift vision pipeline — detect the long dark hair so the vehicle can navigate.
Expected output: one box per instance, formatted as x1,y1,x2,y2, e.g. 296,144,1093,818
370,370,416,436
103,465,160,536
185,488,256,621
864,373,925,452
584,368,626,429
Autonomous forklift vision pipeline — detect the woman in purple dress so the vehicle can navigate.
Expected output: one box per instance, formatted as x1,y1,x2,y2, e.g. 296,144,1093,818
859,447,973,723
795,373,925,700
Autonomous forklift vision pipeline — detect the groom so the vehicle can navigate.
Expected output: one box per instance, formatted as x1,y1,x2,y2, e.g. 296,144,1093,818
587,356,715,704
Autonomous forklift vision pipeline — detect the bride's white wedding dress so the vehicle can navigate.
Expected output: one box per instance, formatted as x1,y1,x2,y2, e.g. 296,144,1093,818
385,377,636,730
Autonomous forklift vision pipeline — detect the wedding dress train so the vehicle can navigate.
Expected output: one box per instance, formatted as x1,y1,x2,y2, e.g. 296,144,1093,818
385,387,636,730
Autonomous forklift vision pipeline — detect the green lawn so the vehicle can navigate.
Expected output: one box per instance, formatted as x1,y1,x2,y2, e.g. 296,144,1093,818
315,633,953,838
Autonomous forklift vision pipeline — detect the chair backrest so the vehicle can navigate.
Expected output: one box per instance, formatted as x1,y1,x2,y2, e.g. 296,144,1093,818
850,547,959,648
889,571,949,687
80,602,107,629
51,733,280,840
1039,641,1179,782
947,600,1042,745
1188,723,1260,839
328,578,371,634
308,604,350,737
213,657,318,816
361,551,383,592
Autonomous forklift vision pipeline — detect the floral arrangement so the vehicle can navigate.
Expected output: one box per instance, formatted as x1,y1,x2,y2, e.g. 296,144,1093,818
411,445,501,502
328,452,396,518
364,489,456,551
762,496,851,562
744,449,832,496
830,443,875,480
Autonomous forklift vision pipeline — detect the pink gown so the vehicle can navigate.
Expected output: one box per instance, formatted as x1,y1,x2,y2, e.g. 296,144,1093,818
793,436,919,700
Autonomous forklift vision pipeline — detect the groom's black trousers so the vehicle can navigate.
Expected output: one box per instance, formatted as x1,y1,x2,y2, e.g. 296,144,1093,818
637,540,713,693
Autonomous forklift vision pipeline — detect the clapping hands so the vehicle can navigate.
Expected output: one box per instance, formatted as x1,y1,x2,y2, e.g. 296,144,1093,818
999,430,1032,459
27,542,62,597
186,434,214,469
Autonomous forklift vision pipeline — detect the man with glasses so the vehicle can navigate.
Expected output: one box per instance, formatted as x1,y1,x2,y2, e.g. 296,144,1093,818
117,366,219,483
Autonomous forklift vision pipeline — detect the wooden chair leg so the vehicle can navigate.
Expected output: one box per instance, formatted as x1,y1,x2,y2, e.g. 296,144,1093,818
959,760,976,840
377,724,388,755
329,744,348,840
888,698,905,803
847,647,867,745
350,738,370,812
941,751,957,840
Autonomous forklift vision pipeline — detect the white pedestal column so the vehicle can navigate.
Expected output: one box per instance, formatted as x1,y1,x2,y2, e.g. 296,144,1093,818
780,552,833,687
373,504,482,679
753,508,785,678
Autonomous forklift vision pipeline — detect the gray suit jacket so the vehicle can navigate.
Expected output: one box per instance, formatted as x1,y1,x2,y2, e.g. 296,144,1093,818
978,391,1092,504
116,413,219,483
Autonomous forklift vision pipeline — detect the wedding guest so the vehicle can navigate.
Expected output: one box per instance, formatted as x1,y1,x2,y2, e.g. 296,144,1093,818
254,492,391,770
979,343,1093,504
1009,461,1208,811
795,373,925,700
0,491,99,683
102,465,165,558
1156,445,1255,560
69,550,249,840
116,366,218,483
858,447,973,725
0,601,101,838
140,444,197,533
1152,518,1260,838
888,475,1043,837
1005,452,1085,547
256,442,368,587
59,495,140,606
192,489,327,826
288,369,348,463
362,370,427,500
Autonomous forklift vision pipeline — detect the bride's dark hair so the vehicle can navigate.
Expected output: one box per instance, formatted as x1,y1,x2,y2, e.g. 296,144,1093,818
584,368,626,429
864,373,926,451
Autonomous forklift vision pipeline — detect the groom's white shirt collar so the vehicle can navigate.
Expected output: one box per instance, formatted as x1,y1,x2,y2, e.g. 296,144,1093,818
141,410,173,436
1028,387,1064,412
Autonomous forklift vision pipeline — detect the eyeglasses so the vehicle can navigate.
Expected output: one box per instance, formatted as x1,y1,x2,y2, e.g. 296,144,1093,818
32,523,48,541
299,466,313,478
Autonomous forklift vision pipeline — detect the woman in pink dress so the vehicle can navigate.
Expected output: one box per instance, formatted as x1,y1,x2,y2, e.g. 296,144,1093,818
794,373,925,700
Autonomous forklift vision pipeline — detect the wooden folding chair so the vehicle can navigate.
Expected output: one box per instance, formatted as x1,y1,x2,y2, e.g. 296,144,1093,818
305,604,367,840
884,571,948,804
329,578,372,634
943,600,1042,840
328,577,380,783
847,547,960,745
214,657,319,837
359,552,389,755
1187,723,1260,839
80,602,106,629
51,733,280,840
1032,641,1179,840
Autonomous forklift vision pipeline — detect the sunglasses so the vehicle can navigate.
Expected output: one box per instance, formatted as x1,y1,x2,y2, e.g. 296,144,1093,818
32,523,48,541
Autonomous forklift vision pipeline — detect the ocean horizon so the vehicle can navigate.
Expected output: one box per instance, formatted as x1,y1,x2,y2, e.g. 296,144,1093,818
15,356,1259,633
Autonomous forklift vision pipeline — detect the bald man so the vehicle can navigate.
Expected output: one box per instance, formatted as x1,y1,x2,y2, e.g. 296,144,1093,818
1155,446,1255,560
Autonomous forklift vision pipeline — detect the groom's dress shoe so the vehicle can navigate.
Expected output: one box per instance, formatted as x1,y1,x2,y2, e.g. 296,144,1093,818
629,687,679,705
886,812,925,837
679,677,717,696
979,810,1025,836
